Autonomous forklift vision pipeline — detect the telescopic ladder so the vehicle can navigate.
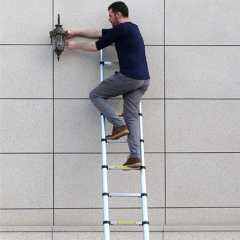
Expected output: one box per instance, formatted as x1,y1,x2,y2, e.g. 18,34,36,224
99,49,149,240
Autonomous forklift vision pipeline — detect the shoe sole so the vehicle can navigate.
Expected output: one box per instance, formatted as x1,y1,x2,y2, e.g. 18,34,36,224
123,162,142,167
106,130,129,140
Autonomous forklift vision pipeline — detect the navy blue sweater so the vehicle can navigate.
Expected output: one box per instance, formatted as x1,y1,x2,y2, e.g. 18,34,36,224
96,22,150,80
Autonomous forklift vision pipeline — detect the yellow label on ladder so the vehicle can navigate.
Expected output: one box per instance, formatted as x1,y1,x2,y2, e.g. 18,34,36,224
116,112,123,117
114,166,131,169
117,221,137,225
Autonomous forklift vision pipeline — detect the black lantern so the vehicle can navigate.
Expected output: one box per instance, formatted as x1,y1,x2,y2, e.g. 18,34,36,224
49,14,68,61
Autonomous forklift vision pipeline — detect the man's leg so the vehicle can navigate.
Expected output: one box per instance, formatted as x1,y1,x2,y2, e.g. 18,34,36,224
89,73,145,127
89,74,125,127
123,80,150,164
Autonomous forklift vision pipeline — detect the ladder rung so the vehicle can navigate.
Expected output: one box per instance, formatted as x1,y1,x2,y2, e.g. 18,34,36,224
109,193,141,198
107,139,128,143
108,166,141,170
104,61,119,66
110,221,142,226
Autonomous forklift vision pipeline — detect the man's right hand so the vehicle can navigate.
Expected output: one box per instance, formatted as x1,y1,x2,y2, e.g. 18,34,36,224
66,29,76,39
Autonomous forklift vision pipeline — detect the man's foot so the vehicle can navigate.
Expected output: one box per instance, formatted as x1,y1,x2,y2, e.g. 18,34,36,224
123,156,142,167
106,125,129,140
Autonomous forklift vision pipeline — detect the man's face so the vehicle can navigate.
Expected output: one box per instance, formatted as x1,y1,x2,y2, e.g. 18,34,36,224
108,9,119,27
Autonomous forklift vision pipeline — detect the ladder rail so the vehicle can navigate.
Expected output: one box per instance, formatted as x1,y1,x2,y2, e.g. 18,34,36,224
139,103,149,239
100,50,110,240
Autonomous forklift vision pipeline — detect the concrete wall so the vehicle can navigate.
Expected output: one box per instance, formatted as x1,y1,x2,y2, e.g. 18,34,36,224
0,0,240,239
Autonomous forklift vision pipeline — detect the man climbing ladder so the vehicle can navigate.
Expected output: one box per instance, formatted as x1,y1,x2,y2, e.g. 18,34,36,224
66,1,150,167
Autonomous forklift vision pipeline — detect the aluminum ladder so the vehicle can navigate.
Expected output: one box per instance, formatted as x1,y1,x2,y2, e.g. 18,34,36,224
99,49,149,240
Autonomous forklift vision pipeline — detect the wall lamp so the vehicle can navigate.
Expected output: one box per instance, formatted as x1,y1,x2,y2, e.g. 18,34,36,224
49,14,68,61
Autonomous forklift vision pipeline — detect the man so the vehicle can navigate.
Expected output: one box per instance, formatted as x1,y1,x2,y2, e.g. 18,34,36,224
66,1,150,167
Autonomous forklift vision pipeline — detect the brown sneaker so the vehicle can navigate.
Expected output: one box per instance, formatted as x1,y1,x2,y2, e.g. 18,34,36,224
123,156,142,167
106,125,129,140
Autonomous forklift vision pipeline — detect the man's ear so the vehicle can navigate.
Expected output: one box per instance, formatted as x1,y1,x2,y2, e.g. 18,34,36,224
116,12,122,19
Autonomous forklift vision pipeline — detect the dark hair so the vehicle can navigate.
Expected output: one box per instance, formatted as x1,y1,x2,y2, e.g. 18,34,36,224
108,1,129,17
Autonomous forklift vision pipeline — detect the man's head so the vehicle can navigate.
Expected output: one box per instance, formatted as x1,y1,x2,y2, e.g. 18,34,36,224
108,1,129,27
108,2,129,17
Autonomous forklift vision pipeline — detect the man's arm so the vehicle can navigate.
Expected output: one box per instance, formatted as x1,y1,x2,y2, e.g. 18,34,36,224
66,28,101,52
67,28,102,38
66,41,98,52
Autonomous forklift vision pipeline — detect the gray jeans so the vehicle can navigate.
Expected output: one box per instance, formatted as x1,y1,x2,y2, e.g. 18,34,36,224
89,73,150,158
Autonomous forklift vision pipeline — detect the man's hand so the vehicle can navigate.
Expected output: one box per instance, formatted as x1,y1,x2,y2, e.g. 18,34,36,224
66,29,77,39
66,41,78,50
